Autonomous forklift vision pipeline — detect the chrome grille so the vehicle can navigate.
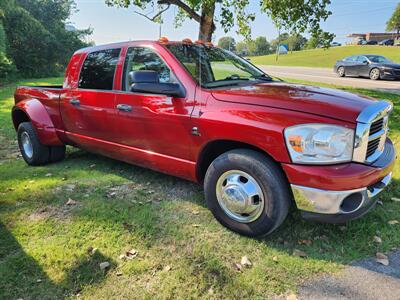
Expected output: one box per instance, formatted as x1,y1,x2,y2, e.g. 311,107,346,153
353,101,392,164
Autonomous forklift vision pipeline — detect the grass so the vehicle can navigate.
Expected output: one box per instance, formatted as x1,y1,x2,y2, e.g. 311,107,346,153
250,45,400,68
0,77,399,299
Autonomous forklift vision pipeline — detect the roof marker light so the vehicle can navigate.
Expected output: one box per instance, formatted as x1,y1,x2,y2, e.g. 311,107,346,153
158,37,169,44
182,38,193,44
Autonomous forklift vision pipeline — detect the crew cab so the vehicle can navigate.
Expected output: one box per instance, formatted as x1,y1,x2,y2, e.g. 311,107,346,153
12,38,396,237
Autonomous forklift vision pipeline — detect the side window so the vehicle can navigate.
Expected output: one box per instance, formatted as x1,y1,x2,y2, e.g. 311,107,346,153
356,56,367,62
345,56,356,62
123,47,176,91
78,48,121,90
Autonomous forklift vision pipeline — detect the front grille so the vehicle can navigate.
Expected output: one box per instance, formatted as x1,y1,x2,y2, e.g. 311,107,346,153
353,101,392,164
369,118,384,135
366,138,380,157
366,116,387,160
394,69,400,76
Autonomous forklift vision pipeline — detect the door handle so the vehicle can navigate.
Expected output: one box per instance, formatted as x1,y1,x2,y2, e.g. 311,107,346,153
69,99,80,105
116,104,132,112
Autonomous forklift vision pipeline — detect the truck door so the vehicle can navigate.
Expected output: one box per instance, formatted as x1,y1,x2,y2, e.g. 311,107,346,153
113,46,196,174
61,48,120,146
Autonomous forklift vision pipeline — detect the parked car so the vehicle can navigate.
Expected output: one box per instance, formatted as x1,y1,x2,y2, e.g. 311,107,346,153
330,41,341,47
356,39,367,45
12,39,395,237
334,54,400,80
365,40,378,45
379,39,394,46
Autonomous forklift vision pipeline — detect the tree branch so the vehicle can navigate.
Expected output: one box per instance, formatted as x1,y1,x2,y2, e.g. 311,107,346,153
158,0,201,23
134,4,171,22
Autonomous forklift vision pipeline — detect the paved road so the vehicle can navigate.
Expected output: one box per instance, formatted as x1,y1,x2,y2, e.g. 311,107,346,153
275,250,400,300
258,65,400,93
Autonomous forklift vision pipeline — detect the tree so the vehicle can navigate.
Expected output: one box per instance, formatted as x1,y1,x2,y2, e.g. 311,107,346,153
253,37,271,55
217,36,236,51
106,0,255,42
106,0,332,43
386,3,400,37
282,34,307,52
261,0,334,48
0,0,92,78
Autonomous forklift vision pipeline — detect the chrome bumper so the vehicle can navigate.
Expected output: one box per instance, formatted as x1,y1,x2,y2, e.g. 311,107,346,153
291,172,392,215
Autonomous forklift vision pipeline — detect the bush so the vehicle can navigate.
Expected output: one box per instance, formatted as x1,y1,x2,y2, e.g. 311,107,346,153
0,51,16,79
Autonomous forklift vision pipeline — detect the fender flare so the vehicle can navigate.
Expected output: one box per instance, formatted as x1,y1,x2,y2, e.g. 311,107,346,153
12,98,64,146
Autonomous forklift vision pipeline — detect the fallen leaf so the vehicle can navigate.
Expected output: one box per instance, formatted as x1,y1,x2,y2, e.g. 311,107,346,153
241,256,252,267
388,220,399,225
122,222,132,230
391,197,400,202
287,293,298,300
192,210,200,215
192,224,200,227
164,265,172,272
99,262,110,270
36,279,42,283
272,256,278,262
376,252,389,266
293,249,307,258
298,239,312,246
373,236,382,244
116,272,123,276
66,198,77,206
89,164,96,168
29,180,35,184
119,254,127,260
232,263,242,272
339,226,347,232
208,287,214,295
61,176,67,181
126,249,138,259
45,173,52,177
377,200,384,206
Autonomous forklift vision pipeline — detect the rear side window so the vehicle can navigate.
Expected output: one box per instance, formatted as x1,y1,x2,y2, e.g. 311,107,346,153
78,48,121,90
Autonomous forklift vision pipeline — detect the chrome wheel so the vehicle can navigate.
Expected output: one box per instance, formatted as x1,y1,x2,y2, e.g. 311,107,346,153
216,170,265,223
21,131,33,159
370,68,380,80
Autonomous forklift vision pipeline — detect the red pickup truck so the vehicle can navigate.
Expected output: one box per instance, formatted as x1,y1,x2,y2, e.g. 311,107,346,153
12,38,395,237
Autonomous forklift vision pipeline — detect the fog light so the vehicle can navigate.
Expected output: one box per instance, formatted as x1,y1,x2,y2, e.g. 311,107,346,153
340,193,364,213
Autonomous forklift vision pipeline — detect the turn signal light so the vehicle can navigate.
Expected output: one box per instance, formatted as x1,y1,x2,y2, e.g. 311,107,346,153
158,37,169,44
195,40,205,45
182,38,193,44
288,135,303,153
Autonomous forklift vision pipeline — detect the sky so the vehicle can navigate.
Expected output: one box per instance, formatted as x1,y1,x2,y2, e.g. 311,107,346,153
68,0,399,45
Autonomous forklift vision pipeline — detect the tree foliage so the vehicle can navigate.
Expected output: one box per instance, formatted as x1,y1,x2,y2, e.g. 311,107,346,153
106,0,255,42
261,0,334,48
236,37,272,56
386,3,400,35
0,0,92,79
217,36,236,51
106,0,332,43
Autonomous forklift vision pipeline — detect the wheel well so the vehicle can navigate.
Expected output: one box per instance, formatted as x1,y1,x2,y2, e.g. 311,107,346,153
12,109,30,130
196,140,270,182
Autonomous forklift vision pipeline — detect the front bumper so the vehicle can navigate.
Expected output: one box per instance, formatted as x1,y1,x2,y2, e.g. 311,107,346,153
287,138,396,223
380,69,400,80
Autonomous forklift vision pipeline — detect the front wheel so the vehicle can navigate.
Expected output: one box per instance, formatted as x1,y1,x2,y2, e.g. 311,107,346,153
18,122,50,165
370,68,381,80
337,66,345,77
204,149,290,237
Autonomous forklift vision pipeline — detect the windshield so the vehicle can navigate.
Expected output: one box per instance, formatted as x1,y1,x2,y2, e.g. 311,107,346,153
165,43,271,87
366,55,392,64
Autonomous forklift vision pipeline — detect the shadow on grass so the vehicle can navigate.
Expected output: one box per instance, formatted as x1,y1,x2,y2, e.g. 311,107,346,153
0,220,115,299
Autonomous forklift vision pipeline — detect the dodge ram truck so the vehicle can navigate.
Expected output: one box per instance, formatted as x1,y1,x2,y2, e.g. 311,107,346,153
12,38,396,237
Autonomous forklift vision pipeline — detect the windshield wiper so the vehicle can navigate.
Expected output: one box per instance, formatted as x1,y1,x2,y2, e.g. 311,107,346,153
223,75,250,81
252,74,273,81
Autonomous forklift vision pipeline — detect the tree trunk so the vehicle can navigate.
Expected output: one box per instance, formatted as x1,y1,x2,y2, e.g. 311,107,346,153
198,1,215,42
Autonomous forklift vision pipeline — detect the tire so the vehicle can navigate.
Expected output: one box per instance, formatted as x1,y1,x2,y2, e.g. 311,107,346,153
17,122,50,165
337,66,345,77
204,149,290,237
49,145,66,162
369,68,381,80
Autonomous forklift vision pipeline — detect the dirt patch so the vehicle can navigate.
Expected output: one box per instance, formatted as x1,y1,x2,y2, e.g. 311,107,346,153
27,202,80,221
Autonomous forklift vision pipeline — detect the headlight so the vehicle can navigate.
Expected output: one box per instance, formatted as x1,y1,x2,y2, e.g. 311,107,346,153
284,124,354,164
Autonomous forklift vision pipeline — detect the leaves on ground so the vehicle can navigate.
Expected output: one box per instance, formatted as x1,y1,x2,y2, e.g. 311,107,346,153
375,252,389,266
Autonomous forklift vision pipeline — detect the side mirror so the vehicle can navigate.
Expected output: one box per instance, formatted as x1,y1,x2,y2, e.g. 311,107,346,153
362,60,369,64
129,70,186,98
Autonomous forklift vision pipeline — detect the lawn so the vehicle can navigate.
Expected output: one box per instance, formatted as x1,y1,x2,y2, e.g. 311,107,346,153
0,77,399,299
250,45,400,68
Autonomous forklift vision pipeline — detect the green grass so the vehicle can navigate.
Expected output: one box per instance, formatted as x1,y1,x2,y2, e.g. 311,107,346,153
250,45,400,68
0,77,399,299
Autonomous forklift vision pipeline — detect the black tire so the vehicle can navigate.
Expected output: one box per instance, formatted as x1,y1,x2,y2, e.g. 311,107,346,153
337,66,345,77
369,68,381,80
204,149,290,237
17,122,50,165
49,145,66,162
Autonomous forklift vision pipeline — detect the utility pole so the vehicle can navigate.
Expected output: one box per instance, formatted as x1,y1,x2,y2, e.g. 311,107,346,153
275,26,281,62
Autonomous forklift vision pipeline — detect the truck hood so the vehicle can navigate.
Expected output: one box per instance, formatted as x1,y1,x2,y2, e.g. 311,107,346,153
211,82,376,123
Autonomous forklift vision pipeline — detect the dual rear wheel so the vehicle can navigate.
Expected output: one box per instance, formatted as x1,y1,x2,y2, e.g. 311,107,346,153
17,122,65,165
